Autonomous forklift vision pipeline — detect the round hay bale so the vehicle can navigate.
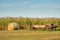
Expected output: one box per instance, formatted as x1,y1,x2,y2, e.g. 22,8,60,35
8,22,19,31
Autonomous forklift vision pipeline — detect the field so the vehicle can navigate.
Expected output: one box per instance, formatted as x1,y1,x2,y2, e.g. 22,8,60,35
0,30,60,40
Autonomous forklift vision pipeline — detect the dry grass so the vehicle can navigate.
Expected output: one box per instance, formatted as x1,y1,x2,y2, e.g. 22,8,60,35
0,30,60,40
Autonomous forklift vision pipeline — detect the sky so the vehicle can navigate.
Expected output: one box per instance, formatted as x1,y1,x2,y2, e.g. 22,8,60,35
0,0,60,18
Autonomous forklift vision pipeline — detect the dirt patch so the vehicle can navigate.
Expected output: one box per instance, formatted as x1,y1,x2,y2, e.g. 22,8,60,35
44,35,60,40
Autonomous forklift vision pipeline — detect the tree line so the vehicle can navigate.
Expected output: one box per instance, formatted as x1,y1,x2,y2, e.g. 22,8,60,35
0,17,60,30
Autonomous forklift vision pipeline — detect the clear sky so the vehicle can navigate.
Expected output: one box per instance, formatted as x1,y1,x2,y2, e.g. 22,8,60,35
0,0,60,18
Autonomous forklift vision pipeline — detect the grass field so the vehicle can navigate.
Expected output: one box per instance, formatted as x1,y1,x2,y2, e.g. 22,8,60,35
0,30,60,40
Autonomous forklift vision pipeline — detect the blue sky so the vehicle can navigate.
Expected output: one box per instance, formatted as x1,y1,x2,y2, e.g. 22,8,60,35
0,0,60,18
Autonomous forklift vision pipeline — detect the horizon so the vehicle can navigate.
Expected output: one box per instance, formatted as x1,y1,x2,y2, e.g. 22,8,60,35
0,0,60,18
0,16,60,18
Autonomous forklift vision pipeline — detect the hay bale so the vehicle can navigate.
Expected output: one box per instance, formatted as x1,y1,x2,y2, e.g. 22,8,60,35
8,22,19,31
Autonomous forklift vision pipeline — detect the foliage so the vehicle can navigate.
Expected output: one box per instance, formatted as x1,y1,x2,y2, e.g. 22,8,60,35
0,17,60,30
